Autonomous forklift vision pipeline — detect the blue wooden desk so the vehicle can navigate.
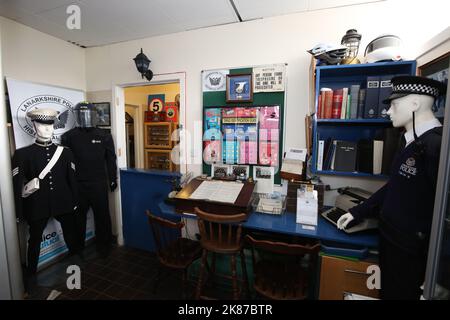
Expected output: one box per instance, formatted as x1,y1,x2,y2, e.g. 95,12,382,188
158,201,379,249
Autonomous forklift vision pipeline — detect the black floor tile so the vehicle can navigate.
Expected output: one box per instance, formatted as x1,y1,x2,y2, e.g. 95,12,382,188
24,244,206,300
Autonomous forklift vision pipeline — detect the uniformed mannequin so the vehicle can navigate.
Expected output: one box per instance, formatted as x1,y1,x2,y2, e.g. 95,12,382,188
61,102,117,258
337,76,446,299
11,108,79,290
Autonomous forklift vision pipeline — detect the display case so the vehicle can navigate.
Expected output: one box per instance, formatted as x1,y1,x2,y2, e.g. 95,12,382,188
311,60,416,178
144,149,173,171
144,122,173,149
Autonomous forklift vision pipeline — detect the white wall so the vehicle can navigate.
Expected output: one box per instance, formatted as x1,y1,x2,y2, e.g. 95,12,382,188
0,16,85,91
82,0,448,202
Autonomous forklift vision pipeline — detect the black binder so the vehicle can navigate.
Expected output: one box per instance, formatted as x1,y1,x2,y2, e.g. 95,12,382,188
334,141,357,172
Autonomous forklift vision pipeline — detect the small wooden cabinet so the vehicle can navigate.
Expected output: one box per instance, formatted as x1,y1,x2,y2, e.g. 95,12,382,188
319,255,380,300
144,149,173,171
144,122,173,149
144,122,179,172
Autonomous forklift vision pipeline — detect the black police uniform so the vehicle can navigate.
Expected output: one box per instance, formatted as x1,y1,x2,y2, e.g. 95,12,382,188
12,142,79,274
61,127,117,255
350,127,442,299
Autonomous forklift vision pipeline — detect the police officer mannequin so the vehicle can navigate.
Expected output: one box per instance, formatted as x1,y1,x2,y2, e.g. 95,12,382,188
12,108,79,292
61,102,117,258
337,76,446,299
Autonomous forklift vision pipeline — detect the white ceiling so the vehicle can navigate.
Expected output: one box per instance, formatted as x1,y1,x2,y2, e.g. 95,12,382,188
0,0,383,48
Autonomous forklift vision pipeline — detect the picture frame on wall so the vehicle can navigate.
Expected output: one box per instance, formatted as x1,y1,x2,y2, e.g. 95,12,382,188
226,74,253,103
418,51,449,118
93,102,111,127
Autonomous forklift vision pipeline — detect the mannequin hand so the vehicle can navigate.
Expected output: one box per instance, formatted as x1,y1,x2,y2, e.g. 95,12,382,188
337,212,354,230
110,181,118,192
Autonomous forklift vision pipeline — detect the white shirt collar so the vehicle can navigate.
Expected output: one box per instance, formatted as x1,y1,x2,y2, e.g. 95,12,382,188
404,118,442,146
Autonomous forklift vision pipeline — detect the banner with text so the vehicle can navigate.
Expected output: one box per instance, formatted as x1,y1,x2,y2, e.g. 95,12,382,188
6,78,94,266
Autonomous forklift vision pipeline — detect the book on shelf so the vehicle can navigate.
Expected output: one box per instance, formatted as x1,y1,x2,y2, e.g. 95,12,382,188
373,140,384,175
317,140,324,171
317,130,402,176
324,89,333,119
364,76,380,119
317,86,370,120
350,85,360,119
378,75,393,119
331,89,343,119
334,141,357,172
346,94,351,120
329,140,338,170
357,89,366,118
322,138,334,170
356,139,373,174
340,88,348,119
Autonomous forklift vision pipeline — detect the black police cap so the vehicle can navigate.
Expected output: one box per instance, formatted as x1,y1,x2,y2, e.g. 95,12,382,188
383,75,446,104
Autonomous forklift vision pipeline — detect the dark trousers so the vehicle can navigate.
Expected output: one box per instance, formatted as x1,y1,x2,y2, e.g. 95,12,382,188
27,213,78,275
379,234,427,300
76,181,113,252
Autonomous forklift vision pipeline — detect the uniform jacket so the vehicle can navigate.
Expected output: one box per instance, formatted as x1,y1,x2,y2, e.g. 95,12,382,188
350,127,442,254
12,142,78,222
61,127,117,183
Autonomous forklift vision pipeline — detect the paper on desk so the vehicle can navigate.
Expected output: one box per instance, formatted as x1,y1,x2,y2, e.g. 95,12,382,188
189,180,243,203
258,198,282,212
296,189,318,226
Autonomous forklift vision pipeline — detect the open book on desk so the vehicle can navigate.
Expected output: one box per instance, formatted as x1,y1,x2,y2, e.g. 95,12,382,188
188,180,244,204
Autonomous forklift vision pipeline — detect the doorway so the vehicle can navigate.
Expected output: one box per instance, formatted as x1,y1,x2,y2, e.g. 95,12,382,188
111,72,186,245
123,82,181,171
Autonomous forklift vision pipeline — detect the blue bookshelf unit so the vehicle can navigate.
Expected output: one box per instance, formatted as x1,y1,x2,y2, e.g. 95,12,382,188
312,60,417,178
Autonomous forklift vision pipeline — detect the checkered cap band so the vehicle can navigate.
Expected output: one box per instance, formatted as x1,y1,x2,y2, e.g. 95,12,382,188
393,83,440,98
26,108,58,122
28,114,57,121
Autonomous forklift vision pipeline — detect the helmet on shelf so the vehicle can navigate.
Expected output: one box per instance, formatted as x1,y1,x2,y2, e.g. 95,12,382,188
308,43,347,65
364,34,402,63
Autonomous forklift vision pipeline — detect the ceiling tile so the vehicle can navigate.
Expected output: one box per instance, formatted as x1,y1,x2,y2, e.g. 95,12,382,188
308,0,384,11
233,0,308,21
0,0,75,14
154,0,238,30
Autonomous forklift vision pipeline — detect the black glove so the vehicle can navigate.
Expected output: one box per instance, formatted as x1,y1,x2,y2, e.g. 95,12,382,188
110,181,118,192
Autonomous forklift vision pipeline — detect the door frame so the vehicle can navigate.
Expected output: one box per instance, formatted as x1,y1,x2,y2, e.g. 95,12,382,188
111,72,186,245
125,103,143,168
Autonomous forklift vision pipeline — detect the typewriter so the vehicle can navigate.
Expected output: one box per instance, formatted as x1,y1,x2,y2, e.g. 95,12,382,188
322,187,378,233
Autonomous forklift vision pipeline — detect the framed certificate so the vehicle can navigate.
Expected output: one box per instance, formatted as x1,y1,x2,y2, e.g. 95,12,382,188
226,74,253,103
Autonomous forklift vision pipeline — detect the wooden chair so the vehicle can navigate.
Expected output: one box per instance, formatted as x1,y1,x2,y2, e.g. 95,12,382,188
146,210,201,298
245,234,321,300
194,207,249,300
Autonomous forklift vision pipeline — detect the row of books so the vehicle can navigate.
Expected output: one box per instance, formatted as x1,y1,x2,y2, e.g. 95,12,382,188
316,128,401,175
317,85,364,119
317,74,405,119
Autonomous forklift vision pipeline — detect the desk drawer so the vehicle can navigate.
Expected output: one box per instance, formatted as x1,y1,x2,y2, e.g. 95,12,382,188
343,268,378,298
319,255,379,300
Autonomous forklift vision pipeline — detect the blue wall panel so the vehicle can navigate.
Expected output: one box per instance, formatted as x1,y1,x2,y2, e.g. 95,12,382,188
120,169,181,252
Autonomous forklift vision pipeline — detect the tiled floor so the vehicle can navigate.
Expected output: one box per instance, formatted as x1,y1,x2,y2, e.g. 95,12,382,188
26,244,191,300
